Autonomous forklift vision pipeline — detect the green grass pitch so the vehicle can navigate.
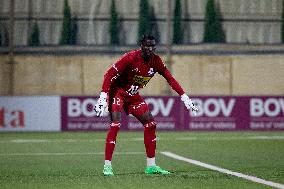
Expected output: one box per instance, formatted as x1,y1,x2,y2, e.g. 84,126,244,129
0,131,283,189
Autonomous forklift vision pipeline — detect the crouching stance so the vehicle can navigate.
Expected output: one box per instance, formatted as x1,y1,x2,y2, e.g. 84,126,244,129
95,35,198,176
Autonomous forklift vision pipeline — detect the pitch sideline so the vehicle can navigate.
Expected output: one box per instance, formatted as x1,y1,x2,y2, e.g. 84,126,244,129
161,151,284,189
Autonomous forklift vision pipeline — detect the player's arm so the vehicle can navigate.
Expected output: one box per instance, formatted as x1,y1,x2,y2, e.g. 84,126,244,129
158,62,198,115
102,54,130,93
95,54,130,117
160,69,184,96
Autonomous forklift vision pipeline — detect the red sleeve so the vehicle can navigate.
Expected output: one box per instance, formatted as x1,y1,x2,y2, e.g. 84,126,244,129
101,53,130,93
155,56,184,96
155,56,167,74
160,69,185,96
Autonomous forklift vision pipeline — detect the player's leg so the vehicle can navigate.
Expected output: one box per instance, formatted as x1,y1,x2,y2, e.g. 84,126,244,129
105,112,121,163
103,93,123,176
129,99,170,175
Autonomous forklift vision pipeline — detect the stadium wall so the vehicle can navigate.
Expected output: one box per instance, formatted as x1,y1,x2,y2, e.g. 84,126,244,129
0,54,284,96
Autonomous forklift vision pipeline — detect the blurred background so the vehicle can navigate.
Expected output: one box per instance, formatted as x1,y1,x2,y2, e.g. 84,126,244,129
0,2,283,187
0,0,283,131
0,0,284,96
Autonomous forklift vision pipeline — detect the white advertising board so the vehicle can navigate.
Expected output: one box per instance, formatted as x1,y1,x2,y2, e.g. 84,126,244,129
0,96,60,131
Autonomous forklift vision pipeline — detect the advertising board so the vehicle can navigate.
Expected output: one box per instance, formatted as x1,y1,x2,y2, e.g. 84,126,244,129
61,96,284,131
0,96,60,131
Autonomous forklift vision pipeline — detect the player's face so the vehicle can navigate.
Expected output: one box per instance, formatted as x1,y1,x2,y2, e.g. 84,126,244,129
141,39,156,60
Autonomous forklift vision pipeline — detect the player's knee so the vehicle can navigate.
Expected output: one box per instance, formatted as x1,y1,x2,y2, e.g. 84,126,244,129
111,112,122,122
138,111,154,125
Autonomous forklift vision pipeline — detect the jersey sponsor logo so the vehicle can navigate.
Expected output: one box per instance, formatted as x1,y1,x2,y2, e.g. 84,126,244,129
133,75,151,86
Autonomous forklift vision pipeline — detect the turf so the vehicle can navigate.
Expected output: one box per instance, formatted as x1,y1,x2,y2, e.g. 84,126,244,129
0,131,283,189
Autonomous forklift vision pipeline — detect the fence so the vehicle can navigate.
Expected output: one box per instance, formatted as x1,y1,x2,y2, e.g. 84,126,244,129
0,0,282,45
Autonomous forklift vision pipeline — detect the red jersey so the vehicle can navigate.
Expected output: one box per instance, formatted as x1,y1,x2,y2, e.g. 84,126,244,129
102,49,184,96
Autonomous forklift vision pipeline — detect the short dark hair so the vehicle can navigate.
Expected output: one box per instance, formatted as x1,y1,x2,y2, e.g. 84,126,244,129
140,35,155,45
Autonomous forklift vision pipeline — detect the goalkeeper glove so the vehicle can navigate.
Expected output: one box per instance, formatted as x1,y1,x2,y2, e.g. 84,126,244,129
181,94,198,116
95,92,108,117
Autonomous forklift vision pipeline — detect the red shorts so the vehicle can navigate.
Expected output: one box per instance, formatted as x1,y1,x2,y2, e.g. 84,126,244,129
109,88,149,117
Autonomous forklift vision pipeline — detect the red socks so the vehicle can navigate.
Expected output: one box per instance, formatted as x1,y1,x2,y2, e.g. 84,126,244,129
105,121,157,160
144,121,157,158
105,122,120,161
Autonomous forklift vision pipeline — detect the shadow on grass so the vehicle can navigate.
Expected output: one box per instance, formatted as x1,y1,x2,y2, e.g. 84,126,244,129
98,169,232,180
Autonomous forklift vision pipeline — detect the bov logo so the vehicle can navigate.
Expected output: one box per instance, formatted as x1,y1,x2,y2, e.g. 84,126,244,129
191,98,236,117
145,98,175,117
250,98,284,117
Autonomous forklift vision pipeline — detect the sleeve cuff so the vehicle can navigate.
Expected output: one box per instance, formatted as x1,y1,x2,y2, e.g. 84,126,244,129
100,92,108,99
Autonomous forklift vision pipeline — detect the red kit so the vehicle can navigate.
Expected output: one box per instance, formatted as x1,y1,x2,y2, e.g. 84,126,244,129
102,49,184,116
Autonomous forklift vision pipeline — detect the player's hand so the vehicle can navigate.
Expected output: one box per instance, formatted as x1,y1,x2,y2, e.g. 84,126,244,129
94,92,108,117
181,94,198,116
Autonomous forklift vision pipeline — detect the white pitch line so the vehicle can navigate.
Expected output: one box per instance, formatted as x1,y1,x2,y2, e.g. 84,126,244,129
161,151,284,189
0,152,144,156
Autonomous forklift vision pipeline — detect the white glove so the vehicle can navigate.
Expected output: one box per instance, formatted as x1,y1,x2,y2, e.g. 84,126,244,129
181,94,198,116
95,92,108,117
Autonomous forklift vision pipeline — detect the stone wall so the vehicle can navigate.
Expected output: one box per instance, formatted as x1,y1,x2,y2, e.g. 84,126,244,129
1,54,283,96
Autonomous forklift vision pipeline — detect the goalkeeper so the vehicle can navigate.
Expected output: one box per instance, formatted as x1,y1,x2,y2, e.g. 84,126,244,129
95,35,198,176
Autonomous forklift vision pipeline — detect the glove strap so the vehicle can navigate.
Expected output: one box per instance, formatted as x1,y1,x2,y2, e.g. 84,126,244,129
181,93,189,101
